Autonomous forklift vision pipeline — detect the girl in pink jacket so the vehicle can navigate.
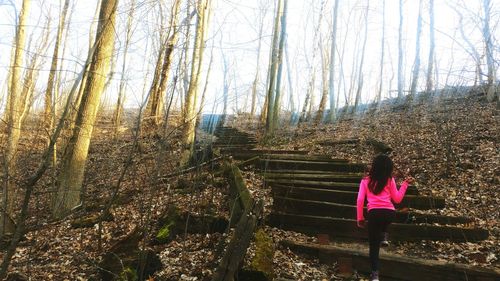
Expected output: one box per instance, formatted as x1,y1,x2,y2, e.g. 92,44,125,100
356,154,414,281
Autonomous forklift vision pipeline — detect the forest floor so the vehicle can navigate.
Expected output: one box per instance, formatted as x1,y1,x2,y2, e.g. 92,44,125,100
1,90,498,281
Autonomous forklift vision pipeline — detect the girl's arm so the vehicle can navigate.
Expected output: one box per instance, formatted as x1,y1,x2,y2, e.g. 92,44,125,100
356,180,367,222
389,177,409,203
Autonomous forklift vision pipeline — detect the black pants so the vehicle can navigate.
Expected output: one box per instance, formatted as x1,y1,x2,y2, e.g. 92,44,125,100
367,208,395,271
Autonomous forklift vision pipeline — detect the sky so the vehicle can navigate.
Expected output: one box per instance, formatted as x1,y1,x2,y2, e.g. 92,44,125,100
0,0,498,114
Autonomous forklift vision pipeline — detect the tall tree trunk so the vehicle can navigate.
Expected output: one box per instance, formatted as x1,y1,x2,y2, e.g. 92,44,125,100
284,40,295,116
409,0,423,100
327,0,340,122
483,0,497,102
353,1,370,111
425,0,435,93
145,0,185,128
44,0,70,134
265,0,283,134
271,0,288,132
376,0,386,104
53,0,119,218
66,0,101,133
181,0,210,161
113,0,136,138
315,35,328,124
397,0,404,100
250,6,266,119
2,0,31,236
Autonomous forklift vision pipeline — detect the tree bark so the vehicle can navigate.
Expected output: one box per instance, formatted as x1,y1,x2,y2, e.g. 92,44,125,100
409,0,423,100
265,0,283,134
181,0,210,161
425,0,435,93
271,0,288,132
376,0,386,104
327,0,340,122
113,0,136,137
483,0,497,102
53,0,119,218
2,0,31,236
397,0,404,100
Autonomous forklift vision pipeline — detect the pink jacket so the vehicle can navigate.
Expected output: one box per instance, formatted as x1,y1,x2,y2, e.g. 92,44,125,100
356,177,409,221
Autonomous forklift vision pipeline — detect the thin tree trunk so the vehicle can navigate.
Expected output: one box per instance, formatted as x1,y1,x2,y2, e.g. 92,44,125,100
353,2,370,111
315,35,328,124
53,0,119,218
44,0,70,133
2,0,31,236
409,0,423,100
284,40,295,116
397,0,404,100
113,0,136,138
250,6,266,119
265,0,283,134
271,0,288,132
327,0,340,122
425,0,435,93
483,0,497,102
376,0,386,105
181,0,210,161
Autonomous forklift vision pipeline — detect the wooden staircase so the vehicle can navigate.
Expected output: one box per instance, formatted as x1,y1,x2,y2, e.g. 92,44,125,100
212,126,499,281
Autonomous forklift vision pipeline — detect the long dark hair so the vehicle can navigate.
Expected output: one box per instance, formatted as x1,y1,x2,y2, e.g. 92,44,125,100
368,154,394,195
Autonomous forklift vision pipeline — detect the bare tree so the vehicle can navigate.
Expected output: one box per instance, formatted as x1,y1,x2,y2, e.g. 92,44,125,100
483,0,497,101
353,1,370,111
250,1,267,119
271,0,288,132
181,0,210,162
426,0,435,93
113,0,136,137
2,0,31,236
376,0,386,104
53,0,119,218
397,0,404,99
409,0,424,99
264,0,283,134
327,0,340,122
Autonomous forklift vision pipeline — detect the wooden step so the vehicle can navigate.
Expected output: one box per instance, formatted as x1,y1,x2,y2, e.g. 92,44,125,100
281,240,500,281
227,152,349,162
272,197,471,225
221,149,310,155
259,159,367,173
268,213,489,242
271,185,445,210
264,172,363,183
265,179,419,195
260,169,358,174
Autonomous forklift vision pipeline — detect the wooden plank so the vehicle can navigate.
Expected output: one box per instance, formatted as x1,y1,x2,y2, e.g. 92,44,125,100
265,179,419,196
229,153,349,162
271,185,445,210
267,213,489,242
221,149,310,155
281,240,500,281
264,173,363,183
259,159,367,172
272,197,471,225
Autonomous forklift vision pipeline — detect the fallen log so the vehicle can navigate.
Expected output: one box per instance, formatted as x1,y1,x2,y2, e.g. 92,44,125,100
272,197,471,225
271,185,445,210
259,159,367,173
212,200,264,281
268,213,489,242
223,162,252,226
281,240,500,281
265,179,419,195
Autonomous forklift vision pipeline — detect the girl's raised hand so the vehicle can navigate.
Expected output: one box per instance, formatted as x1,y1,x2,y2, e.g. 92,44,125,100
404,176,415,184
357,220,366,228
